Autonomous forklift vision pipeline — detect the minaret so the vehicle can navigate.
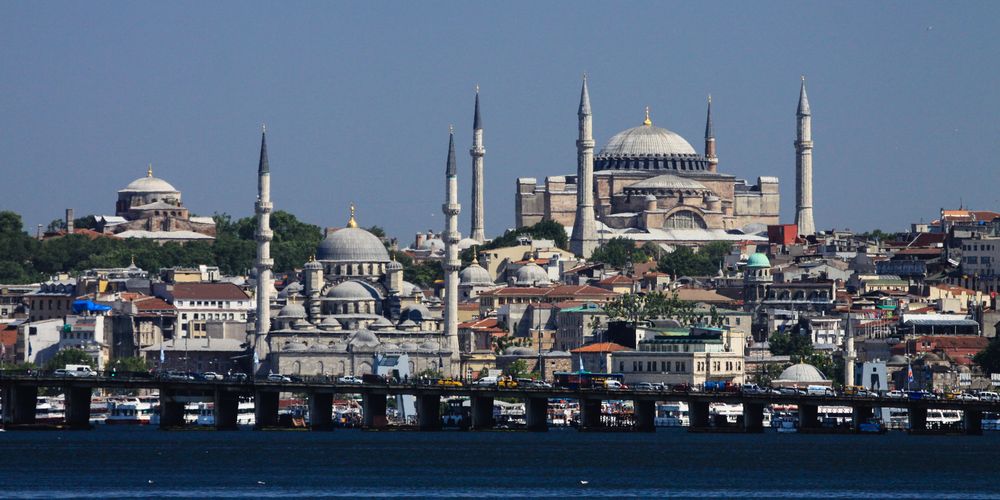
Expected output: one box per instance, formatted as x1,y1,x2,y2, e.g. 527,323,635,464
795,76,816,236
442,126,462,374
470,86,486,243
705,95,718,173
254,125,274,371
570,75,598,258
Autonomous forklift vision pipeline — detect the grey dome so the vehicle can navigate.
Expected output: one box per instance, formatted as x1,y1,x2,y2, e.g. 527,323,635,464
515,262,550,286
402,304,432,322
887,355,909,365
777,363,827,382
387,259,403,271
600,124,696,157
349,330,380,348
121,174,178,193
317,227,390,263
418,238,445,253
419,340,439,351
401,281,422,296
505,346,535,356
399,341,419,350
460,263,493,286
304,259,323,270
292,319,314,330
320,316,342,329
458,238,480,251
369,316,394,330
398,319,418,329
277,302,307,318
278,282,303,298
326,280,379,300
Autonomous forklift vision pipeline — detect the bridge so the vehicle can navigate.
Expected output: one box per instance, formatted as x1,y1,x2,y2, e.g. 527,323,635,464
1,373,996,434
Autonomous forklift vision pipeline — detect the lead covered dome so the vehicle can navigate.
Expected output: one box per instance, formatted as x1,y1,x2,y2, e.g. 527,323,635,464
120,168,179,193
595,111,708,172
777,363,827,383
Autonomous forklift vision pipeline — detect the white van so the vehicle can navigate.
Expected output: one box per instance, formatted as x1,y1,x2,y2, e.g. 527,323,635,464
473,376,498,386
605,380,624,390
62,364,97,377
806,385,832,396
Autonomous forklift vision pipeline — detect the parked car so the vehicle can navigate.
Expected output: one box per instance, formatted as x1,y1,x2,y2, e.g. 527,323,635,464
161,371,194,381
741,383,765,394
635,382,656,391
338,375,363,384
977,391,999,402
472,376,497,386
885,390,905,399
226,372,248,382
202,372,223,381
267,374,292,382
437,378,463,387
604,380,624,390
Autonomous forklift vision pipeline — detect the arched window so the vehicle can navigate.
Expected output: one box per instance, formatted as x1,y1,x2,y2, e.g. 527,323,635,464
663,210,707,230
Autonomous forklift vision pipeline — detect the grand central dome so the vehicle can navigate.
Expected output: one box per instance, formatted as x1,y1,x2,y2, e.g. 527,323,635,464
595,110,709,173
317,227,390,262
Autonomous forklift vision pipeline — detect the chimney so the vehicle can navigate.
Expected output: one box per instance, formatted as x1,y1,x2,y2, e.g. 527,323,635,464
65,209,74,235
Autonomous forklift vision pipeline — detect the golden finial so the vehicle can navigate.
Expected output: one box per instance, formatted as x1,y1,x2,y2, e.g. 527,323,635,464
528,254,536,263
147,163,153,177
472,245,479,264
346,203,357,228
643,106,652,126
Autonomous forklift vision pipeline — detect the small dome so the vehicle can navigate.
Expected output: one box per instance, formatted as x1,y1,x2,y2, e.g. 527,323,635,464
887,354,909,365
349,330,380,348
505,346,535,356
121,173,178,193
777,363,827,383
418,238,445,253
747,253,771,269
419,340,439,351
278,282,303,299
320,316,342,330
277,302,307,318
515,262,550,286
460,263,493,286
458,238,480,251
369,316,394,330
304,259,323,270
401,281,421,296
398,319,418,329
326,280,379,300
317,227,390,263
401,304,432,322
387,259,403,271
292,318,314,330
399,341,419,350
644,194,657,202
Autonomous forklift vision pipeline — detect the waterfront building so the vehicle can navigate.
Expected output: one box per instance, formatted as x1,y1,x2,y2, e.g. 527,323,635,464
611,325,746,387
152,282,252,338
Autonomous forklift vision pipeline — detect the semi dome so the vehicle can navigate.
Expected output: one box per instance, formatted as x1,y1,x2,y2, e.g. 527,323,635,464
595,116,708,172
317,227,390,263
746,253,771,269
515,261,550,286
326,280,379,300
460,263,493,286
777,363,827,383
349,330,380,348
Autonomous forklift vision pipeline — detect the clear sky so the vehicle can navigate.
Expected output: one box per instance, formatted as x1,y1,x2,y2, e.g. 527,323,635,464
2,1,998,241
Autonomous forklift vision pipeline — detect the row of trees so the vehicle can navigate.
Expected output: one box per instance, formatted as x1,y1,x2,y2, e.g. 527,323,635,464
602,291,724,327
587,237,732,277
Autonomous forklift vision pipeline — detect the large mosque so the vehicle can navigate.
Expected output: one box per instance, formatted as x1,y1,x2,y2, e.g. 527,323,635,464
516,79,789,254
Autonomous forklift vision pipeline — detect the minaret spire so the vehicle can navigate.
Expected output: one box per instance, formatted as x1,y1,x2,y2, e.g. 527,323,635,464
470,86,486,243
253,125,274,374
705,95,718,172
442,126,462,375
795,76,816,236
571,74,598,258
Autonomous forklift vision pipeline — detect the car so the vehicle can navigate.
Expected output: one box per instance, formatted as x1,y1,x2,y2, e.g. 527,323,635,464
635,382,656,391
742,383,765,394
202,372,223,381
604,380,624,390
778,387,800,396
161,371,194,381
497,378,518,389
885,390,905,399
437,378,464,387
267,374,292,382
226,372,248,382
956,393,979,401
472,376,497,386
978,391,999,402
338,375,363,384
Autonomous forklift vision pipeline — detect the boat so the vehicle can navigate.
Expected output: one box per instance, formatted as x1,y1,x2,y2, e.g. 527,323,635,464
35,396,65,425
858,418,886,434
773,413,798,433
106,397,156,425
654,402,689,427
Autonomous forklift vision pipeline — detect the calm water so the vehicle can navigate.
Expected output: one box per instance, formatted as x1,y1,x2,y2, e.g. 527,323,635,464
1,427,998,499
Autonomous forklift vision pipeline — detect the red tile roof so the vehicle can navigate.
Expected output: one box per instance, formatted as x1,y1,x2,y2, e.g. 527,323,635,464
167,283,250,301
571,342,630,353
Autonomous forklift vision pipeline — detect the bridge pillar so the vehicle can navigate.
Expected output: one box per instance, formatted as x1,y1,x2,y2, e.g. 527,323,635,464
254,390,280,429
633,400,656,432
525,397,548,432
470,396,494,430
213,390,239,431
417,395,442,431
742,402,765,433
851,406,875,432
798,404,820,430
309,392,334,431
362,392,388,430
578,398,602,431
64,386,92,429
2,384,38,426
908,407,927,433
688,400,710,431
159,389,186,429
963,409,983,436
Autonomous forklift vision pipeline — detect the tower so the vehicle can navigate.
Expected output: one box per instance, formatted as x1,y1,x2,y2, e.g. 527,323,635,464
442,127,462,374
570,75,598,258
795,76,816,236
254,125,274,371
470,87,486,243
704,95,718,173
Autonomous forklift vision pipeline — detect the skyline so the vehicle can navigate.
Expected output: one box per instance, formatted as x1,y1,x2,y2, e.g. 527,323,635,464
2,2,999,240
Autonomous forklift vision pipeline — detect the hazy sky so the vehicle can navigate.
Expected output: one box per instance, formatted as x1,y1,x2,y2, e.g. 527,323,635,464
2,2,998,241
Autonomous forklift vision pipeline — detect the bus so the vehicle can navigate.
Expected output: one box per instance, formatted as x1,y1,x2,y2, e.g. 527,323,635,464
554,371,625,389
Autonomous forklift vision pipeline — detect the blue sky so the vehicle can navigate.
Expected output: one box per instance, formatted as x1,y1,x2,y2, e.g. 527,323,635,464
2,1,998,241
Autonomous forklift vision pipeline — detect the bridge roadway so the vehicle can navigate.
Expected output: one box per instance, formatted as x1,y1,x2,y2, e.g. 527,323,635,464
1,373,996,434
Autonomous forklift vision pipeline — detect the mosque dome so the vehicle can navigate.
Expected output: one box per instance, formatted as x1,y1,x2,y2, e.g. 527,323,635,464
401,304,432,322
460,262,493,286
515,261,550,286
120,169,179,193
595,113,707,172
349,330,380,348
419,340,439,351
387,259,404,272
320,316,342,330
277,302,307,319
505,346,536,356
746,253,771,269
369,316,394,330
457,238,480,251
326,280,379,300
304,259,323,271
418,238,445,253
887,354,909,365
401,281,422,296
399,341,419,350
777,363,827,383
317,227,390,263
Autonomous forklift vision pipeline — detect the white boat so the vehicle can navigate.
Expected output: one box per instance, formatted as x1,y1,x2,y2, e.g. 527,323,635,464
193,398,256,427
106,397,156,425
36,396,65,424
774,415,798,433
655,402,689,427
710,403,743,425
927,409,961,428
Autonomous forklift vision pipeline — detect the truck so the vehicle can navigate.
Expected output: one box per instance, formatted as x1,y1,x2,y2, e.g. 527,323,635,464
54,364,96,377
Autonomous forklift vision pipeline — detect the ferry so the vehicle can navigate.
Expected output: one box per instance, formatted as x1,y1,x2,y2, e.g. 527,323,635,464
193,398,256,427
35,396,65,425
710,403,743,425
654,402,689,427
927,409,962,429
106,397,157,425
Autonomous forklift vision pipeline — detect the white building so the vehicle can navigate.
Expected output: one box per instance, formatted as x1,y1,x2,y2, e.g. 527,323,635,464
153,283,252,338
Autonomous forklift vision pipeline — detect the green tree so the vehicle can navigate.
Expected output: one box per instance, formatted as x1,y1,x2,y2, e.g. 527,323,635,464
503,359,532,379
44,348,96,371
657,242,732,277
111,356,151,373
768,330,814,362
974,336,1000,374
589,237,652,269
603,291,705,326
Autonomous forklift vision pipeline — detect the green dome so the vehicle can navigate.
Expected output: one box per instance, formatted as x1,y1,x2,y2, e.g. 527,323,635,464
746,253,771,268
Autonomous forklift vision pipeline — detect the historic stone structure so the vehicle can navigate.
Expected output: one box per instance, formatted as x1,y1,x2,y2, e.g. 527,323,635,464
97,165,216,242
795,77,816,236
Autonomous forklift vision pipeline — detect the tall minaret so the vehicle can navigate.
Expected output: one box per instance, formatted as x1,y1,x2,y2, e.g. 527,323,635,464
442,126,462,374
470,87,486,243
254,125,273,370
570,75,598,258
795,76,816,236
704,95,718,173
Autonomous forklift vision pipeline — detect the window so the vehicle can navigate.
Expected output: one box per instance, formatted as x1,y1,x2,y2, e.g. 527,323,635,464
619,361,625,372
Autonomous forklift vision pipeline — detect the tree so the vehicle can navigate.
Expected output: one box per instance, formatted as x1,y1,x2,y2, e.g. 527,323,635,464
589,237,651,269
603,291,705,326
44,348,96,371
974,336,1000,375
503,359,531,379
657,242,732,277
768,330,814,362
111,356,150,373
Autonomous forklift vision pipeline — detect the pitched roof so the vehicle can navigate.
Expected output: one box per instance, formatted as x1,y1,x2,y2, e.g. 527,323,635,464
571,342,630,353
167,283,249,301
